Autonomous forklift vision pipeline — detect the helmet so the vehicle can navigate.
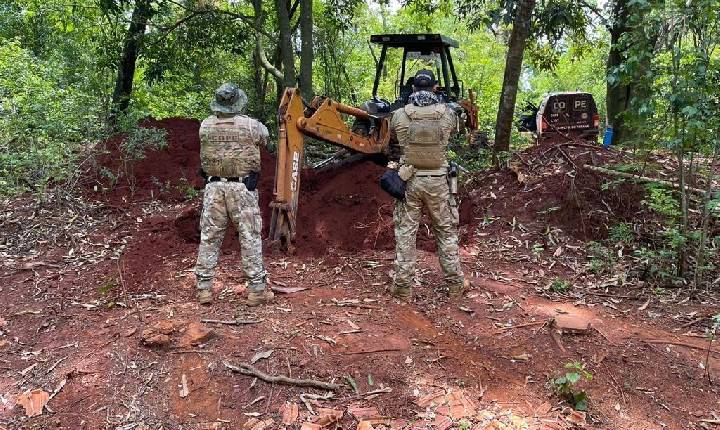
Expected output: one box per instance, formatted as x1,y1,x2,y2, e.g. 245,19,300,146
413,69,436,89
209,83,248,114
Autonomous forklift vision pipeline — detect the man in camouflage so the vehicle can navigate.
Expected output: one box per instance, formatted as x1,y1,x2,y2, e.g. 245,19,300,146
388,69,467,300
195,83,274,307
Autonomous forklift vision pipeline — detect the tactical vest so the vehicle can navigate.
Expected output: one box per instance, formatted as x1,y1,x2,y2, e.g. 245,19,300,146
199,115,260,178
402,104,449,169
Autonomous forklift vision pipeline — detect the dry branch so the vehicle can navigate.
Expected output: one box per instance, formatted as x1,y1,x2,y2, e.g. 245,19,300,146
496,319,549,332
223,362,341,391
644,339,720,356
201,318,262,325
584,165,710,196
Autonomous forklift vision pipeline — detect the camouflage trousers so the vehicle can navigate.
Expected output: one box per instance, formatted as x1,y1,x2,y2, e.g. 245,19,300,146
195,181,267,292
393,174,464,289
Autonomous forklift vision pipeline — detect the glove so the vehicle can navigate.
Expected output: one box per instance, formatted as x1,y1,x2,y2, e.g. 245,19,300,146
243,171,260,191
398,164,415,181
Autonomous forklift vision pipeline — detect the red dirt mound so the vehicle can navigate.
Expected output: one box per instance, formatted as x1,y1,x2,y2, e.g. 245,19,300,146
463,142,646,241
89,118,205,203
93,118,471,258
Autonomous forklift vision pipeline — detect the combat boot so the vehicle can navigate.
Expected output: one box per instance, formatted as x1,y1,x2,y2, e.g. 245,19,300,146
389,284,412,301
197,289,213,305
447,279,470,298
246,290,274,307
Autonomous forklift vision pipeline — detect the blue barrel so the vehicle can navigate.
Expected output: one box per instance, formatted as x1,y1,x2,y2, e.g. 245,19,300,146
603,126,614,148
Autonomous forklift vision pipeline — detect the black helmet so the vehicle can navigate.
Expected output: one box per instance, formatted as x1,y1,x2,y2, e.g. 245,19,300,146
413,69,436,89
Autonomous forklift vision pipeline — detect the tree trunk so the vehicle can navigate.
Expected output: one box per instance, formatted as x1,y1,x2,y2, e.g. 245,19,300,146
276,0,296,88
299,0,313,99
494,0,536,152
252,48,266,121
110,0,153,118
606,0,630,144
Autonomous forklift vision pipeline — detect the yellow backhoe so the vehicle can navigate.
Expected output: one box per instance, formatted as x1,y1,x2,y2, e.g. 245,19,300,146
268,33,479,251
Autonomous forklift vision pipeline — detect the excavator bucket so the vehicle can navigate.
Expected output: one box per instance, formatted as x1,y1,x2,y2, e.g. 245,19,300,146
268,88,305,251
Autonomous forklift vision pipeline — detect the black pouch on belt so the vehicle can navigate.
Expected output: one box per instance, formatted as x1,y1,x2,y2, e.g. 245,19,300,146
243,171,260,191
379,169,406,200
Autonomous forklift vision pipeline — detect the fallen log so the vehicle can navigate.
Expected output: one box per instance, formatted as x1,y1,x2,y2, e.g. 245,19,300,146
223,362,341,391
583,165,710,196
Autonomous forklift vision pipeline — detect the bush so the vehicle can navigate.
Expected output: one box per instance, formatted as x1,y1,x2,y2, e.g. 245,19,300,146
0,41,108,195
120,127,168,161
552,362,593,411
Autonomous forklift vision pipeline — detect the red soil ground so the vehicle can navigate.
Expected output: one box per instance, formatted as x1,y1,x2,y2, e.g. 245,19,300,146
3,118,720,430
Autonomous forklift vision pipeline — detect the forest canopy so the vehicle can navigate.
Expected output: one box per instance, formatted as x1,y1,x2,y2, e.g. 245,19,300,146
0,0,613,192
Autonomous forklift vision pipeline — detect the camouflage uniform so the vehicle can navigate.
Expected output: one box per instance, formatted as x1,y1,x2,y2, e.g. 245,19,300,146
389,89,464,295
195,84,270,301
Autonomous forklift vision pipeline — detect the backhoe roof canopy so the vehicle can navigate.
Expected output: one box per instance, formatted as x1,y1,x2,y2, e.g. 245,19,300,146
370,34,459,49
369,33,462,101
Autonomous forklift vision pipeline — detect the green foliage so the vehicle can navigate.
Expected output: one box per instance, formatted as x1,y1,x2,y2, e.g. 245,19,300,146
177,176,199,200
0,41,109,195
549,278,572,293
642,185,681,220
531,242,544,260
609,222,635,244
709,314,720,342
98,278,118,295
552,362,593,411
586,241,614,275
120,127,167,161
634,246,679,285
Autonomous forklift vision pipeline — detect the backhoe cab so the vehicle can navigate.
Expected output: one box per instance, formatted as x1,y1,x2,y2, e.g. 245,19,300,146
370,34,461,108
361,34,478,130
268,34,479,251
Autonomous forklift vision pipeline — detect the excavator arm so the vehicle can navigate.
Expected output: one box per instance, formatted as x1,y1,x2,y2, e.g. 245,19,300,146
268,87,390,249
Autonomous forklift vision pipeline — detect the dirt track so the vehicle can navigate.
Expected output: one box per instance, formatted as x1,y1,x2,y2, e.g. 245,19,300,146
1,119,719,429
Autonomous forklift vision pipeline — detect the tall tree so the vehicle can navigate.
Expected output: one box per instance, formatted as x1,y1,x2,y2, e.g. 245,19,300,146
494,0,535,151
605,0,632,144
110,0,154,117
459,0,592,151
605,0,659,145
299,0,313,99
276,0,296,88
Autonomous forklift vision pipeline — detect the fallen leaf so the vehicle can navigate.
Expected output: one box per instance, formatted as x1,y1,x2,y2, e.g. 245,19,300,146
250,349,275,364
314,407,344,425
357,421,375,430
179,374,189,398
638,298,651,311
243,417,275,430
348,404,381,421
511,353,531,361
16,389,49,417
280,402,299,425
565,410,587,425
317,335,336,345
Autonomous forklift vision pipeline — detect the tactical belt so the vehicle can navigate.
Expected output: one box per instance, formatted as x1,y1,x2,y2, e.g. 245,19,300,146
415,173,446,177
207,176,240,182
